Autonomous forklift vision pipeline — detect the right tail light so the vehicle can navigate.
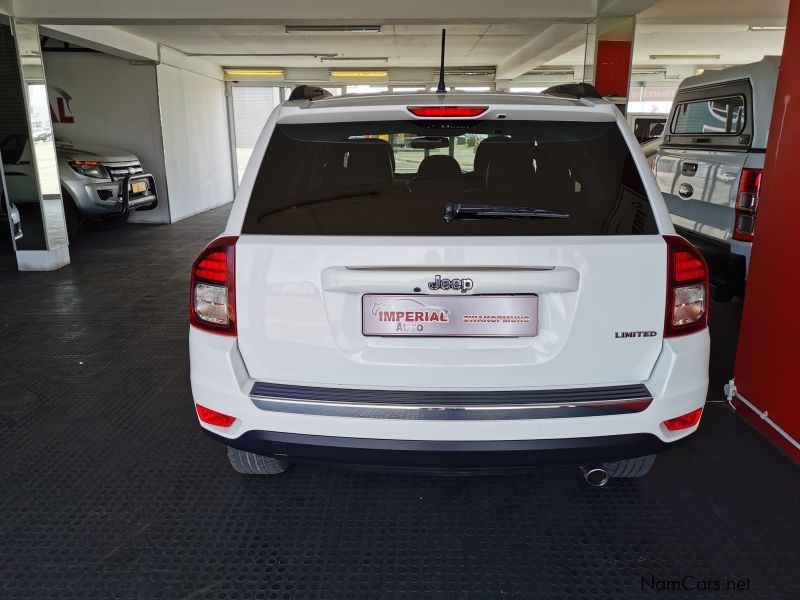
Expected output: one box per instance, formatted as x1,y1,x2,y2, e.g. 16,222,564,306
664,235,709,337
190,236,238,336
733,168,763,242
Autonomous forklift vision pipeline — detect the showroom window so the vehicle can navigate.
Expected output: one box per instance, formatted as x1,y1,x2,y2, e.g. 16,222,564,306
346,84,389,94
627,85,677,114
509,86,547,93
231,86,287,183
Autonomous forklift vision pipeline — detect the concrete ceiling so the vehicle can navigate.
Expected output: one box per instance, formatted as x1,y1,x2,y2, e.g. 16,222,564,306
3,0,790,79
116,23,557,68
547,24,786,68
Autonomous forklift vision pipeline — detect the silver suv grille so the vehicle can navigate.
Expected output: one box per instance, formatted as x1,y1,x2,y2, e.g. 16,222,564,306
104,162,144,181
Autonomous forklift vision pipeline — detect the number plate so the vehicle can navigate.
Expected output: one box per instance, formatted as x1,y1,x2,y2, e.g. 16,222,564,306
130,180,147,194
362,295,538,337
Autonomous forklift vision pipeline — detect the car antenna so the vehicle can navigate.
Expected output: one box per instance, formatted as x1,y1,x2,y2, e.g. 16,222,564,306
436,29,447,94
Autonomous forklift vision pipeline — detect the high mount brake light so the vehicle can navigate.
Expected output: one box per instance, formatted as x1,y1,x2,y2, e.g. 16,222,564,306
664,235,709,337
733,168,763,242
190,236,238,336
407,106,488,117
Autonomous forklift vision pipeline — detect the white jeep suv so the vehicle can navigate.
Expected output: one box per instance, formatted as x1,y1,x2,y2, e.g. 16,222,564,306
189,86,710,484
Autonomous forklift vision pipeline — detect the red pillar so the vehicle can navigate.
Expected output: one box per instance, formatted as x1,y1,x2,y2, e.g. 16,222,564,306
732,0,800,462
594,40,633,98
584,17,635,112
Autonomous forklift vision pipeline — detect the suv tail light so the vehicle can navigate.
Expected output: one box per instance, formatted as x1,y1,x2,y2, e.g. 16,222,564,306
664,235,709,337
190,236,237,336
733,168,763,242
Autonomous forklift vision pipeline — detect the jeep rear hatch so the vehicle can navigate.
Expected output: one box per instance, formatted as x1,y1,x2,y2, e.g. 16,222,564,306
232,117,667,389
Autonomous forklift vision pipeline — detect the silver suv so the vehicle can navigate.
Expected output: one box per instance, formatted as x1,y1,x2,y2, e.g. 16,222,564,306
1,135,157,238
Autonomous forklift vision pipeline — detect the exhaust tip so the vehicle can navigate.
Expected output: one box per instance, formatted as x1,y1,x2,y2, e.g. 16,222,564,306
580,465,610,487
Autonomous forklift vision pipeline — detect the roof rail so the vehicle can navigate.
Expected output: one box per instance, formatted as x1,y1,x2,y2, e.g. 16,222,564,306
288,85,333,101
542,83,602,99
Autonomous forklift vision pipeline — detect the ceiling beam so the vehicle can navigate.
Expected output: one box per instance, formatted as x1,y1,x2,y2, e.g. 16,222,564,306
38,24,158,61
496,23,587,80
597,0,662,17
12,0,599,23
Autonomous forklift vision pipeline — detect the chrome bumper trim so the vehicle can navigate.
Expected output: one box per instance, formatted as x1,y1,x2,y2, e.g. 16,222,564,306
250,382,652,420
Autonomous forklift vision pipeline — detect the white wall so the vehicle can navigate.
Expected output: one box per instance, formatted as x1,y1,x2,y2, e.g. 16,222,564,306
43,51,170,223
156,55,233,222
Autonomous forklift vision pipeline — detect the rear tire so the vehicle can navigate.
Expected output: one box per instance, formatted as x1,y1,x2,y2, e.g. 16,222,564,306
603,454,656,478
226,446,291,475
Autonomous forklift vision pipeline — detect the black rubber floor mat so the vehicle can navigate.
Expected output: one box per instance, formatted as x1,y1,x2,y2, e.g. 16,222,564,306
0,206,797,599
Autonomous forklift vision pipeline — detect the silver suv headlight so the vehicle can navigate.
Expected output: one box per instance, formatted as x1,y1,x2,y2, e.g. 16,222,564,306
68,160,110,179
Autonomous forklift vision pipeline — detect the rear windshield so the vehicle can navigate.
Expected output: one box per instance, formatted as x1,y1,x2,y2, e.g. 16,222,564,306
242,119,656,236
671,96,746,135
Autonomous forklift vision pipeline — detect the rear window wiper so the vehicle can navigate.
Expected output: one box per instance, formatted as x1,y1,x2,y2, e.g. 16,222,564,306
443,203,570,221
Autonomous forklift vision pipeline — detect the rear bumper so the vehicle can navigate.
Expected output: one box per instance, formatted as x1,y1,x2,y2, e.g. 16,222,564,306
190,327,710,468
205,428,687,471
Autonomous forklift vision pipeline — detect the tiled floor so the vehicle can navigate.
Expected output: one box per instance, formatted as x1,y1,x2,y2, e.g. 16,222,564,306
1,206,797,599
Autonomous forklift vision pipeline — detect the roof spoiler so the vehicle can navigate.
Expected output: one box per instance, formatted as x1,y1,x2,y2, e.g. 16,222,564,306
288,85,333,101
542,83,603,99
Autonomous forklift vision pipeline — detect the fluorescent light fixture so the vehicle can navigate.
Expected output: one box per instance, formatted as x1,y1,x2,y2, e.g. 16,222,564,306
649,54,720,60
189,53,335,58
224,69,284,76
748,25,786,31
632,68,667,76
320,56,388,62
330,70,389,78
439,67,496,77
286,25,381,33
527,69,575,76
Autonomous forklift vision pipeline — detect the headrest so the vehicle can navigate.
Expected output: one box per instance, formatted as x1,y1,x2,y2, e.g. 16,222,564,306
473,136,511,178
416,154,461,179
322,139,394,188
485,142,538,186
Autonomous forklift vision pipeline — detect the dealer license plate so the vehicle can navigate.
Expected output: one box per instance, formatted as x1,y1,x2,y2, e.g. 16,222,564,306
362,294,538,337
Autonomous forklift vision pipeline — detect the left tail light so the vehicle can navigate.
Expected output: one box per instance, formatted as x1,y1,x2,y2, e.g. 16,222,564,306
190,236,237,336
664,235,709,337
